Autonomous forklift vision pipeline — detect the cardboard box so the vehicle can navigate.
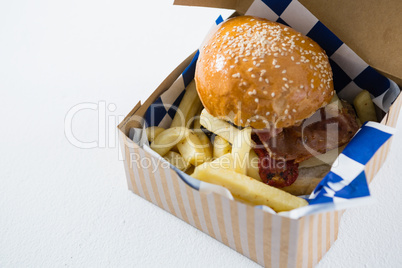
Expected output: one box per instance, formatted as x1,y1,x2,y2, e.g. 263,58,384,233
118,1,402,266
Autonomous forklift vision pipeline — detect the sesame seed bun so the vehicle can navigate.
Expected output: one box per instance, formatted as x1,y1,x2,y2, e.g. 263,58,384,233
195,16,335,129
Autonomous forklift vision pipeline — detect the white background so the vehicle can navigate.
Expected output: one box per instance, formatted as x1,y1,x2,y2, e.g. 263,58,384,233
1,0,402,267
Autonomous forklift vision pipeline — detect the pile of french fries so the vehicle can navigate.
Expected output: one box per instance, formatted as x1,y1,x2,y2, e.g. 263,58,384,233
146,80,308,212
145,80,378,212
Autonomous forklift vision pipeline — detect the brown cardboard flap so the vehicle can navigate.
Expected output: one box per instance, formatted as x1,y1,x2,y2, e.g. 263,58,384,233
175,0,402,83
173,0,254,14
174,0,238,10
300,0,402,85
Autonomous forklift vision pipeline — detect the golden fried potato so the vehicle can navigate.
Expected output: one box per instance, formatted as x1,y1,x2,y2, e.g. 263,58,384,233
353,90,378,123
192,164,308,212
145,126,165,143
213,135,232,159
163,151,191,171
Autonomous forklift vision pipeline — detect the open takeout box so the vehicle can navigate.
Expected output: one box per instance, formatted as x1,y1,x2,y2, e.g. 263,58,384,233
117,0,402,266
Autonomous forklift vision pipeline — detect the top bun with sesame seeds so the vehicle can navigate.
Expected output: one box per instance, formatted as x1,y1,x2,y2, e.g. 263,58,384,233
194,16,335,129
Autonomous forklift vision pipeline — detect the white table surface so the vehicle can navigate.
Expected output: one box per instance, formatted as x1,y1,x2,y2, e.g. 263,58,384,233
1,1,402,267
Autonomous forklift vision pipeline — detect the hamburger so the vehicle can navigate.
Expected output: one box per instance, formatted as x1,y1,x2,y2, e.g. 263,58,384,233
194,16,359,195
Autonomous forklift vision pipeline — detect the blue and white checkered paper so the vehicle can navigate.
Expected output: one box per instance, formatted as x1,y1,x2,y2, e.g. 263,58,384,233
136,0,399,218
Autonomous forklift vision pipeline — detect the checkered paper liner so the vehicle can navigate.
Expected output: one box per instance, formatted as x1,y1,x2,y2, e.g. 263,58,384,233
133,0,399,218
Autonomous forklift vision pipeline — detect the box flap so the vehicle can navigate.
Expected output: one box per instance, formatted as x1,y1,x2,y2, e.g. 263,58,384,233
299,0,402,85
173,0,254,15
174,0,402,84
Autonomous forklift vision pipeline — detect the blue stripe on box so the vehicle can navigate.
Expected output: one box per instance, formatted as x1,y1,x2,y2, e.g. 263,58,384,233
342,123,393,165
215,15,224,25
329,58,352,92
307,21,343,56
276,17,290,27
182,50,199,87
334,171,370,199
353,66,391,97
262,0,292,16
144,97,167,127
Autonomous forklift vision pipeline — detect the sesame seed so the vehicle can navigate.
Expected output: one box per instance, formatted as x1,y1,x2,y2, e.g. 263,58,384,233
291,56,294,61
289,80,293,83
284,109,288,114
232,73,241,78
263,91,268,95
285,84,289,88
292,109,297,113
271,92,275,97
251,74,256,78
283,77,287,81
273,59,277,65
265,78,269,83
311,84,314,88
255,98,259,103
230,65,235,68
275,65,280,68
259,77,263,82
282,70,287,74
243,58,248,62
266,111,270,116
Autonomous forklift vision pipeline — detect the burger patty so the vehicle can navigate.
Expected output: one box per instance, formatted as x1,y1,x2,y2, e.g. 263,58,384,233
252,137,299,188
255,101,360,163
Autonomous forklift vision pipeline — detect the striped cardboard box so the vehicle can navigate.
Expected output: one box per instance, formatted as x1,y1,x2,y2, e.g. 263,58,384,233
117,52,402,267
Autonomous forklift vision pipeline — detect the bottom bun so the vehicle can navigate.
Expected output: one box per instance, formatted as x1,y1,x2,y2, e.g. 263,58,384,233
281,164,331,196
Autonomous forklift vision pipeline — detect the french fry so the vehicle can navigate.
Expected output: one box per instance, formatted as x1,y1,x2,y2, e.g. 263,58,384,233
194,130,213,161
193,117,201,129
196,153,235,170
213,135,232,159
353,90,378,123
231,127,252,174
145,126,165,143
191,106,204,129
163,151,191,171
200,109,240,144
177,130,210,166
247,149,262,182
185,97,203,128
170,80,200,128
192,164,308,212
150,127,190,156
